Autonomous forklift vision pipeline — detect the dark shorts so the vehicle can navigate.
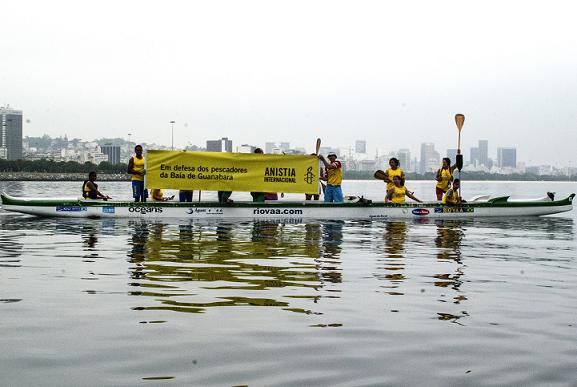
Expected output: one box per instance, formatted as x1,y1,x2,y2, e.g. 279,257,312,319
132,180,148,200
436,186,446,200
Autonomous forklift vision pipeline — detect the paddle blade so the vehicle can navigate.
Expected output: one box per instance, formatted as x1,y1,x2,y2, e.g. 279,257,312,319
315,138,321,155
455,114,465,131
456,154,463,171
374,170,386,181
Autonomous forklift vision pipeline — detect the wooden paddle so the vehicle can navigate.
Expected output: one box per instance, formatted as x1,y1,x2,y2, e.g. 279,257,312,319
373,170,386,181
315,138,326,193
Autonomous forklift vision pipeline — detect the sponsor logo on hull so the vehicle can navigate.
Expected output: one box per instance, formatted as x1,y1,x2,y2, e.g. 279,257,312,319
186,208,224,215
56,205,87,212
412,208,430,216
434,207,474,213
128,206,163,214
253,208,304,215
102,207,115,214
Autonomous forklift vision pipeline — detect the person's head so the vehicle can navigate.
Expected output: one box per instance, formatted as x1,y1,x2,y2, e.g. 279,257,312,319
389,157,399,169
392,175,402,186
327,151,337,161
442,157,451,168
254,148,264,154
88,171,97,181
453,178,460,189
135,145,143,156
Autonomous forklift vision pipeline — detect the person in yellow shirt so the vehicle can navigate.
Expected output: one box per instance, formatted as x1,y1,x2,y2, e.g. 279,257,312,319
319,152,343,202
127,145,148,202
435,157,458,201
82,171,112,200
151,188,175,201
442,179,463,205
386,175,422,203
384,158,405,191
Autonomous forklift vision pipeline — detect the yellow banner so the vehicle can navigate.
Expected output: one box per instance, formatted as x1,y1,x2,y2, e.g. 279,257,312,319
146,150,319,194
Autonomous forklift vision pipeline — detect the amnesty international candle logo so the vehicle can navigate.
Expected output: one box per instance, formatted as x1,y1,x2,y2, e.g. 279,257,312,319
304,166,316,184
146,150,319,194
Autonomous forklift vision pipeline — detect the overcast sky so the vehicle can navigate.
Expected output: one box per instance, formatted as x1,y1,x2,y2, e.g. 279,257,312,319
1,0,576,166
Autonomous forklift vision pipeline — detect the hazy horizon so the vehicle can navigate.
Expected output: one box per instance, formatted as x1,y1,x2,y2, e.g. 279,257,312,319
2,0,576,167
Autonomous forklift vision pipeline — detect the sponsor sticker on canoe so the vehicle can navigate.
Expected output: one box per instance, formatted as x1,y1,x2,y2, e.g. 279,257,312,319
56,205,87,212
102,207,115,214
186,208,224,215
412,208,429,216
128,206,163,214
434,207,474,213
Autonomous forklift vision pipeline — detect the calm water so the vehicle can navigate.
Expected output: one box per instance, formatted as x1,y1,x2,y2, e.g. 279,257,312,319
1,180,577,386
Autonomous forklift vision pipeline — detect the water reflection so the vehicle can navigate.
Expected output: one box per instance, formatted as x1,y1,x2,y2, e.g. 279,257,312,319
126,220,344,315
434,220,468,323
376,222,408,295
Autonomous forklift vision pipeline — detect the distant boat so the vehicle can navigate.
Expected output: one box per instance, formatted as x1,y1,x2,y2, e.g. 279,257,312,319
1,192,574,219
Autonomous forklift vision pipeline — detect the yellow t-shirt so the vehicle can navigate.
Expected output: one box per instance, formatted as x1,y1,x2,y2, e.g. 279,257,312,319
390,186,406,203
326,161,343,186
442,189,459,204
385,167,404,190
436,168,453,191
131,155,145,181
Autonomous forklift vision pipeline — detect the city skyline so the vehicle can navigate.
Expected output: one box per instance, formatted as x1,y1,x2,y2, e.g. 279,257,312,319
1,1,577,168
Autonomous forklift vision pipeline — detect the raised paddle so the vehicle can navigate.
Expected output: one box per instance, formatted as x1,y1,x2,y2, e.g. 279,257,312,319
455,113,464,171
454,113,465,199
314,138,327,194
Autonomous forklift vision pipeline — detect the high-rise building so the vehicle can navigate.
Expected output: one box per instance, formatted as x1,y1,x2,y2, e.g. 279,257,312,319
419,143,439,173
265,142,276,154
397,149,411,171
101,144,121,164
497,147,516,168
470,147,480,166
0,106,23,160
279,142,290,152
478,140,489,167
355,140,367,154
446,149,458,163
206,137,232,152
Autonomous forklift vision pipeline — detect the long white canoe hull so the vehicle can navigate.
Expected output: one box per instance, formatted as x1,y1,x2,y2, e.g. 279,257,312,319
1,193,574,220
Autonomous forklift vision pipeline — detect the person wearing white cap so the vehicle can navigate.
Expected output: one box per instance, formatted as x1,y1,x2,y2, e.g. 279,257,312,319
319,152,344,203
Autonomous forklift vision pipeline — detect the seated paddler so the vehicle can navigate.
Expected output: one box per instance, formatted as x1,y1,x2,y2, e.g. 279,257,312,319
82,171,112,200
442,179,465,205
386,175,421,204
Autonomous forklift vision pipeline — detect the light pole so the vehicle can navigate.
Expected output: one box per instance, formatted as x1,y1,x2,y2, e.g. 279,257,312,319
170,121,175,150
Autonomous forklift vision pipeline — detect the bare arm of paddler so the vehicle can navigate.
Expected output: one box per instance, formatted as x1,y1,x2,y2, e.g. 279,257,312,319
405,190,422,203
318,155,339,169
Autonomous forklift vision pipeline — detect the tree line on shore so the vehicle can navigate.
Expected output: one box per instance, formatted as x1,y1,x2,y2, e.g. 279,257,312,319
1,159,575,181
0,159,127,174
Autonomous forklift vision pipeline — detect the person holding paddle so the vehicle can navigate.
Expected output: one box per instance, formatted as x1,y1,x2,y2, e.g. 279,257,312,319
386,175,422,204
82,171,111,200
319,151,344,203
384,158,405,191
435,157,458,201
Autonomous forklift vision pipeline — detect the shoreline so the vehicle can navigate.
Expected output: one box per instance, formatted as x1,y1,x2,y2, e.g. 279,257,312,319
0,172,576,182
0,172,130,181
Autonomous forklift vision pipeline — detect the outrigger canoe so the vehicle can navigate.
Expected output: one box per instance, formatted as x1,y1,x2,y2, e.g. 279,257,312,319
1,192,574,219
